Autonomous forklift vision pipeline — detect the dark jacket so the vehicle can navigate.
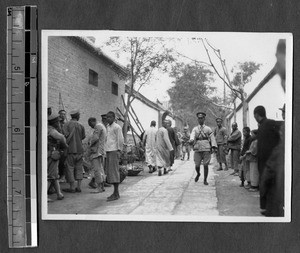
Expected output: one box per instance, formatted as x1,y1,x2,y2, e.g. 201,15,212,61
241,135,252,156
227,129,242,150
167,127,177,150
257,118,280,174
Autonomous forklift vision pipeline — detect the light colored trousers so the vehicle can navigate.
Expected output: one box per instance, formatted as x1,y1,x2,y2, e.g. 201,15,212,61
91,156,105,184
250,161,259,187
230,149,240,172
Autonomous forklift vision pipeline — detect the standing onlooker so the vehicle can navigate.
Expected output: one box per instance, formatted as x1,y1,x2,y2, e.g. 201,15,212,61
261,39,286,217
246,129,259,192
227,122,242,176
63,110,86,193
88,117,107,193
174,127,182,159
48,113,68,201
181,126,191,161
58,109,67,182
105,111,124,201
58,109,67,133
189,112,217,185
156,120,174,176
165,120,178,171
239,127,252,188
143,120,157,173
214,118,228,171
254,105,280,214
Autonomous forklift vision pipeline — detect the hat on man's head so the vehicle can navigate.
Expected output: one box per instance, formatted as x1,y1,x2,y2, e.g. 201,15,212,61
48,112,60,123
196,112,206,118
70,109,80,116
183,126,188,130
216,117,223,122
58,109,66,114
279,104,285,112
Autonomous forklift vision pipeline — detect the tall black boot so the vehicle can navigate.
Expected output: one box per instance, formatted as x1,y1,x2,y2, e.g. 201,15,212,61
204,165,209,185
195,166,200,182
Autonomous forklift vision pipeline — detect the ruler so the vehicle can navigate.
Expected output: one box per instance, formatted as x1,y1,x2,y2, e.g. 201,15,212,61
7,6,38,248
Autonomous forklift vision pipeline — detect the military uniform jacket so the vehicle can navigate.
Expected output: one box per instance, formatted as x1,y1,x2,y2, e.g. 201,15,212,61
190,124,217,152
214,126,228,145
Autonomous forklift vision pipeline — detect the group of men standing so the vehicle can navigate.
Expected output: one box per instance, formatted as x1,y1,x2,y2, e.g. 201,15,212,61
47,109,124,202
143,112,218,185
143,105,285,217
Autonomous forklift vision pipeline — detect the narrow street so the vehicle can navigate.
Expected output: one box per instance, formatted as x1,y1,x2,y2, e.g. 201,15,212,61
48,153,261,217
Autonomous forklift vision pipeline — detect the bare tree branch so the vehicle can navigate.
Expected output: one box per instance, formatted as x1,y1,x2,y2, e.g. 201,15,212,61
175,50,211,66
201,39,243,99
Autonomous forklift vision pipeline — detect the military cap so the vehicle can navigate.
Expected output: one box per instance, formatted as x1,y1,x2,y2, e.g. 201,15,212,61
48,112,60,123
216,117,223,122
58,109,66,114
196,112,206,118
70,109,80,116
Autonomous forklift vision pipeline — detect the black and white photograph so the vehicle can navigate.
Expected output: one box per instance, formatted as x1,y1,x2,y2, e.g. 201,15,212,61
42,30,292,222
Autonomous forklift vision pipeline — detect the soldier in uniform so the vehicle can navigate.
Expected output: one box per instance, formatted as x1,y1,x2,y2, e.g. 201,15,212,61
63,109,86,193
214,118,228,171
48,113,68,201
181,126,191,161
189,112,217,185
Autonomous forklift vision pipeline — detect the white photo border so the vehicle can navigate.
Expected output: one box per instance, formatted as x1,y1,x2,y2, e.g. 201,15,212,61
41,30,293,222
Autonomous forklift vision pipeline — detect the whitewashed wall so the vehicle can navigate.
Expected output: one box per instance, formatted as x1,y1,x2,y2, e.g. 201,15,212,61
124,94,160,134
229,74,285,131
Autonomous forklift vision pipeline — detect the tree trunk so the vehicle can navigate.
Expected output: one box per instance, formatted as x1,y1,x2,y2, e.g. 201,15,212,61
233,100,237,122
122,98,131,144
123,62,135,144
242,96,248,128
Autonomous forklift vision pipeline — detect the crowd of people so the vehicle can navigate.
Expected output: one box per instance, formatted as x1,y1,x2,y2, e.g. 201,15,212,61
47,39,286,217
143,104,285,217
48,109,124,202
47,104,285,217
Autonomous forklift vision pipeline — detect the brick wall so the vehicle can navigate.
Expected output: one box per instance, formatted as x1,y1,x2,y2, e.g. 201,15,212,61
48,37,125,132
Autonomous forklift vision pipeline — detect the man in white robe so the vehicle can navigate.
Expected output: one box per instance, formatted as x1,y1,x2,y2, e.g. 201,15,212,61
143,120,157,173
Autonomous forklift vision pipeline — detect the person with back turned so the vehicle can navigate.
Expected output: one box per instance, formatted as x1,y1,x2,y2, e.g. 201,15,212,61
143,120,157,173
62,109,86,193
253,105,280,215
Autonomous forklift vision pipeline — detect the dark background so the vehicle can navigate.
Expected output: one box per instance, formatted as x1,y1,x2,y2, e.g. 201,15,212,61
0,0,299,252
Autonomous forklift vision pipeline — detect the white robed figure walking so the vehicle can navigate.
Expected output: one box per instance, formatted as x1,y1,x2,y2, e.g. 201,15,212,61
155,119,174,176
143,120,158,173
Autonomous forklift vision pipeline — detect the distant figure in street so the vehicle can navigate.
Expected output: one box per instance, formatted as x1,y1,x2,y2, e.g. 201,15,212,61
246,129,259,192
63,109,86,193
173,127,182,159
165,120,179,171
105,111,124,201
254,105,280,215
181,126,191,161
239,127,252,188
48,113,68,201
143,120,157,173
189,112,217,185
214,118,228,171
227,122,242,176
88,117,107,193
156,120,174,176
